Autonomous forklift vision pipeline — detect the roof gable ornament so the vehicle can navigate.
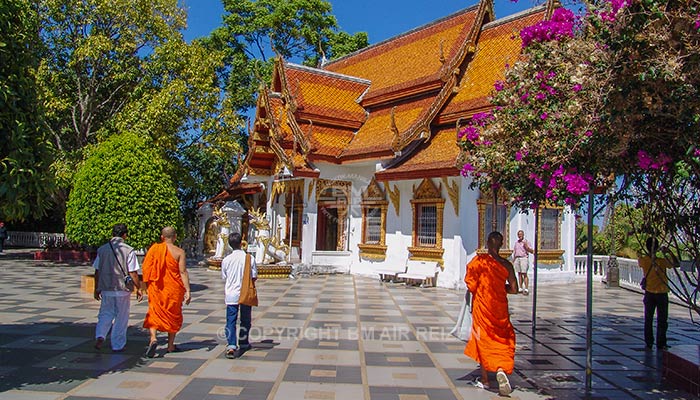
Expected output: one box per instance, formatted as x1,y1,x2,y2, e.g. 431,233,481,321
390,107,401,155
362,177,387,202
413,178,442,201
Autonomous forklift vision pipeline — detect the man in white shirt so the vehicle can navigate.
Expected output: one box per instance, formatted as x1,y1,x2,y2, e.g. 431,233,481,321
221,232,257,359
93,224,142,352
512,230,534,295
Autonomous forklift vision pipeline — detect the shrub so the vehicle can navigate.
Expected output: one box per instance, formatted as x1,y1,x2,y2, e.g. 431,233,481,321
66,132,182,248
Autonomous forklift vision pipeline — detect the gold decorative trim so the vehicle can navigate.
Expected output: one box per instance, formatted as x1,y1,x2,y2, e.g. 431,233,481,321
413,178,441,200
536,249,565,264
360,178,388,249
537,207,563,251
441,177,459,216
271,179,305,201
307,179,315,200
410,178,445,267
388,184,400,216
476,192,511,249
316,178,352,203
358,243,388,261
407,247,445,269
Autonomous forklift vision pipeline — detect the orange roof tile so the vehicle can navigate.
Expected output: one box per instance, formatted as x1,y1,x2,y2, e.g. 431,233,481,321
439,8,547,121
324,6,478,100
285,64,369,124
375,127,460,180
296,121,355,159
340,96,434,159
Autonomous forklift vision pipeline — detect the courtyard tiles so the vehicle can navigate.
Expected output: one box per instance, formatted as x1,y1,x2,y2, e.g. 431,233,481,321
0,252,698,399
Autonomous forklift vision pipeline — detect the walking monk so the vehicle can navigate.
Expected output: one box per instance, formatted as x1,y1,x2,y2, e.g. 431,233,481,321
464,231,519,395
142,226,191,357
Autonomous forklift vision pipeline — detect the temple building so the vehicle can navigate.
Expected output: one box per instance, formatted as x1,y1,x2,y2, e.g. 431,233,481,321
204,0,576,288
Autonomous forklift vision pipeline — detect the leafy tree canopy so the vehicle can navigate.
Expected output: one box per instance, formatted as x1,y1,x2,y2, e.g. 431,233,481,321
65,132,182,248
0,0,55,221
207,0,369,111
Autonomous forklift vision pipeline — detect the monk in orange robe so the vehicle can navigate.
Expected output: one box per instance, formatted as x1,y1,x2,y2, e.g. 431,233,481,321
143,226,191,357
464,231,519,396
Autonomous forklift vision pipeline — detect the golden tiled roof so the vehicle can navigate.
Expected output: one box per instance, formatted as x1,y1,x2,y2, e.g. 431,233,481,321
324,7,477,99
340,96,434,158
375,127,460,180
296,121,355,159
285,65,368,124
440,9,546,120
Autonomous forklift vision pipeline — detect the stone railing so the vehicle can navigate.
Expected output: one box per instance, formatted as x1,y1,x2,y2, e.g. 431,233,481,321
5,231,67,248
574,254,699,308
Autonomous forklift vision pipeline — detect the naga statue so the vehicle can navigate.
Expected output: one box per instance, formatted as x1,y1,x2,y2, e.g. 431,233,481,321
248,207,289,264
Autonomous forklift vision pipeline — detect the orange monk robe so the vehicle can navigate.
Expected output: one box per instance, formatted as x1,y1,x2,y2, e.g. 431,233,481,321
142,242,185,333
464,254,516,374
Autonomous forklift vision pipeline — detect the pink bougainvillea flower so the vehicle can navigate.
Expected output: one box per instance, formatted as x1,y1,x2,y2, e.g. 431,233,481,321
563,173,590,195
572,83,582,92
694,148,700,157
565,197,577,205
460,163,474,177
515,151,523,161
530,173,545,188
540,112,548,120
553,165,566,178
494,80,505,91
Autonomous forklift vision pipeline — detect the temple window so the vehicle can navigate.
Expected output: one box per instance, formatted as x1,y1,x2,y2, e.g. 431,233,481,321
477,192,510,253
358,178,388,260
408,178,445,265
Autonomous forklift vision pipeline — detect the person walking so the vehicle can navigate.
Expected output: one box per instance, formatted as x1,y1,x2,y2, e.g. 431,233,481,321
93,223,142,352
0,221,7,253
221,232,257,359
512,230,534,295
142,226,191,357
638,237,677,350
465,231,519,395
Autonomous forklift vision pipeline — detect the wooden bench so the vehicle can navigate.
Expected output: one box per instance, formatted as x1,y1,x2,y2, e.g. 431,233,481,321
397,260,440,287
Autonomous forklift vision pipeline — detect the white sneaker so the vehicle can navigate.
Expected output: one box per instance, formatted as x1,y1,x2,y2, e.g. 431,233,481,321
523,288,529,295
496,370,512,396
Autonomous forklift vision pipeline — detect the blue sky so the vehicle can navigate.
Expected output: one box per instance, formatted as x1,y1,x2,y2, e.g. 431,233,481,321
181,0,538,43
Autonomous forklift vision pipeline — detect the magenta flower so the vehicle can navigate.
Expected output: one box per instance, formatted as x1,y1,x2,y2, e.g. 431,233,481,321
540,112,548,120
515,151,523,161
572,83,582,92
494,81,505,91
548,177,558,189
565,197,577,205
530,173,544,188
563,173,590,195
458,126,480,141
694,148,700,157
553,165,565,178
536,92,547,101
461,163,474,177
546,189,554,199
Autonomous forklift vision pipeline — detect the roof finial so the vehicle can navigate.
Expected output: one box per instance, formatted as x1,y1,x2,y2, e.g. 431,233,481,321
390,107,401,154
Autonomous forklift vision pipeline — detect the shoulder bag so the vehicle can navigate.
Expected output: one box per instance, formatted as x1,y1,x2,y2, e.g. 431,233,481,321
110,241,135,292
239,254,258,306
450,290,472,342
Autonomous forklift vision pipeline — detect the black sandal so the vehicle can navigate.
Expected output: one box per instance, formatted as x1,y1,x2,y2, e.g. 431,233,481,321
145,341,158,358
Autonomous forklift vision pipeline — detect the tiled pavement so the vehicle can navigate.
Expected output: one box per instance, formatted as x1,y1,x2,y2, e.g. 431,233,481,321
1,250,699,399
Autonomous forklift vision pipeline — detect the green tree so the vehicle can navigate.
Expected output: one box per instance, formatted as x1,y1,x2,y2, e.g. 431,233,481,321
209,0,369,111
0,0,55,221
65,132,182,249
37,0,241,228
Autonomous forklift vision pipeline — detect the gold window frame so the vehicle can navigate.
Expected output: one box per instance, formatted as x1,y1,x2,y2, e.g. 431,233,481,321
358,178,388,260
537,206,565,264
476,191,511,257
409,178,445,267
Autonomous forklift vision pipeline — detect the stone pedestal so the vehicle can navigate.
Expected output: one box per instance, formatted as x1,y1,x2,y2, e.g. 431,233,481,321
606,256,620,288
